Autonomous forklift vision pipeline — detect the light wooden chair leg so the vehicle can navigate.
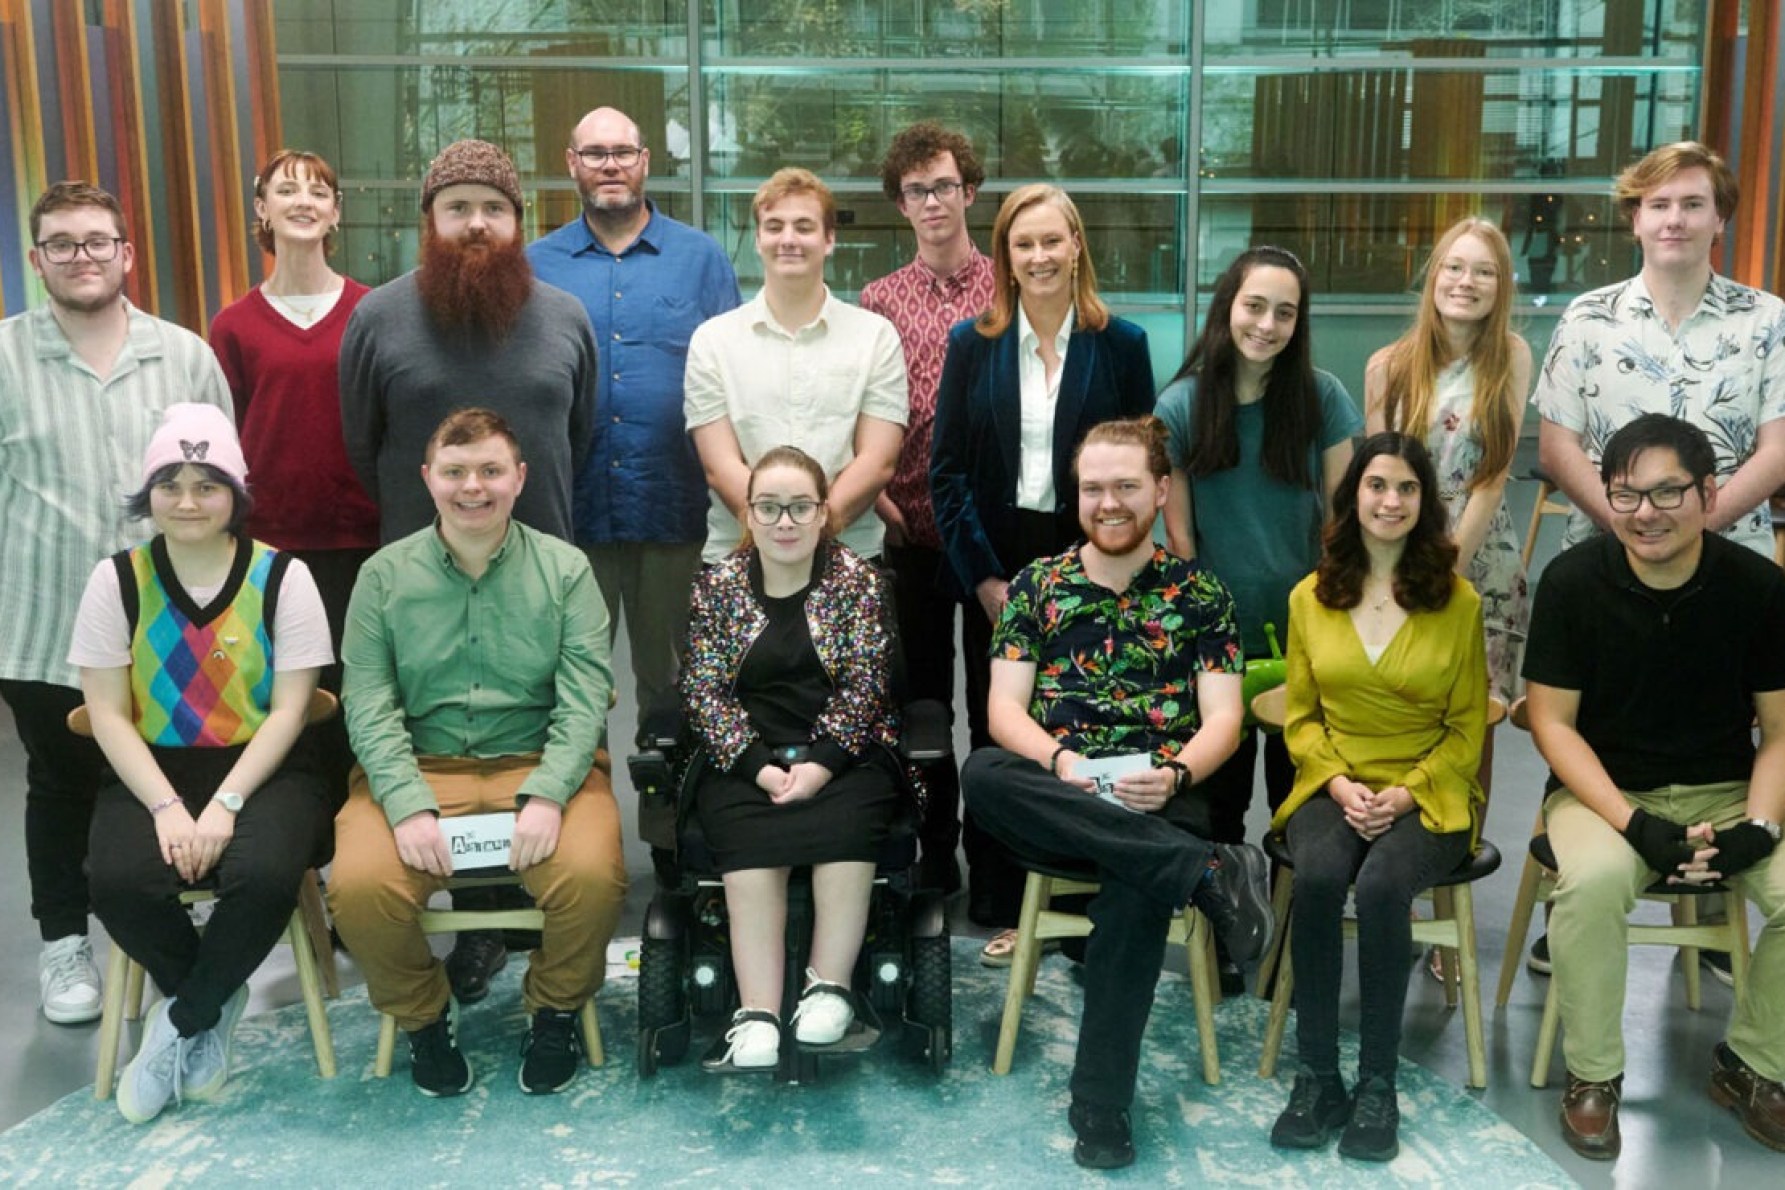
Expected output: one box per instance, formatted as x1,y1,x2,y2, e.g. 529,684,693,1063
1255,866,1294,998
1257,921,1295,1079
1496,851,1544,1006
94,942,133,1100
1677,897,1702,1010
580,998,604,1067
992,873,1049,1075
1531,975,1561,1087
1430,885,1459,1008
285,913,337,1078
297,870,340,999
1451,884,1487,1088
1183,909,1220,1085
124,960,147,1022
375,1013,399,1078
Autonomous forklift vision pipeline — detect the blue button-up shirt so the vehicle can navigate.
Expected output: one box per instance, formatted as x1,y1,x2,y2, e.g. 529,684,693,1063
529,203,740,545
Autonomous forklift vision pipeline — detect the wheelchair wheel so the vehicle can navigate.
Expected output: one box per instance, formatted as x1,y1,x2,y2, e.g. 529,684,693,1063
907,932,952,1073
638,935,689,1073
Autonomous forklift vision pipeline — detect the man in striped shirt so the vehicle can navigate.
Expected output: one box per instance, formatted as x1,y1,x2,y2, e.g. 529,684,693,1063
0,181,231,1025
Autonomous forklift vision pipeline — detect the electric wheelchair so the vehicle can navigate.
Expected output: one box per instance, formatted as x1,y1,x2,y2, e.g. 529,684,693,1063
628,696,954,1081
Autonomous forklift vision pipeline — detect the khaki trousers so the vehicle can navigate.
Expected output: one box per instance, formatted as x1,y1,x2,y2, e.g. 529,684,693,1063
328,755,628,1031
1546,781,1785,1081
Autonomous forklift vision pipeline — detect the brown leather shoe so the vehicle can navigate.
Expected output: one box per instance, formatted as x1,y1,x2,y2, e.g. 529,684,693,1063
1560,1073,1623,1160
1709,1042,1785,1152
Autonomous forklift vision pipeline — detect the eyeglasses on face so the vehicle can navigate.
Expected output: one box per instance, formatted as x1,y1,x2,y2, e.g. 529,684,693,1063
748,498,822,526
36,236,124,264
574,146,643,168
899,179,964,205
1605,483,1693,513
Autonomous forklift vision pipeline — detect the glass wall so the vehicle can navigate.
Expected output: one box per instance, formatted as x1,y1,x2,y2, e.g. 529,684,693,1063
276,0,1708,390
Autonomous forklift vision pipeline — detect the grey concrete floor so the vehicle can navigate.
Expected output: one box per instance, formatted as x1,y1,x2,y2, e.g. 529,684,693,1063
2,456,1778,1186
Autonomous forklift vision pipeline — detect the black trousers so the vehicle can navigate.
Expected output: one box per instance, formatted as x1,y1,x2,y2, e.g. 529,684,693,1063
963,747,1215,1110
960,510,1079,928
1,679,107,941
883,541,963,888
88,745,332,1037
1285,795,1471,1082
289,547,374,814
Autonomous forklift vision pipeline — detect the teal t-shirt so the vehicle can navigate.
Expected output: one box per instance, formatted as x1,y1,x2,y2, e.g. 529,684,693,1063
1153,369,1361,655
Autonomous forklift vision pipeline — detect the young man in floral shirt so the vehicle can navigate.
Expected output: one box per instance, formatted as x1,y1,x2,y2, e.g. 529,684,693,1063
962,416,1274,1170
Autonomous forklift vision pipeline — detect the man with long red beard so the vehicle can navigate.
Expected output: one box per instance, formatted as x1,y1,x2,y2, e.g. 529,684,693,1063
340,139,597,546
337,139,599,1005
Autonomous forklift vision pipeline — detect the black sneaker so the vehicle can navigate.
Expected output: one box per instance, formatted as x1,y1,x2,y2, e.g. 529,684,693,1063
518,1006,583,1094
1190,843,1274,965
1068,1096,1134,1169
1338,1076,1400,1162
408,1001,473,1097
1700,950,1735,988
445,930,508,1004
1527,933,1552,976
1271,1067,1351,1149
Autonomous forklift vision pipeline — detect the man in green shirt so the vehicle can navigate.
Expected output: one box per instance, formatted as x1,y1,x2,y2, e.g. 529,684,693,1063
329,408,627,1098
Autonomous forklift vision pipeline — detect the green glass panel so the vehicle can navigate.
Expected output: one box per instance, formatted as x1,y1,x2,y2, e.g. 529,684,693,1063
276,1,691,57
704,0,1187,58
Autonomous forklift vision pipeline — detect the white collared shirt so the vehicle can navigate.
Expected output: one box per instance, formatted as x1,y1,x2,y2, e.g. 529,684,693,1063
1015,304,1074,511
683,286,909,561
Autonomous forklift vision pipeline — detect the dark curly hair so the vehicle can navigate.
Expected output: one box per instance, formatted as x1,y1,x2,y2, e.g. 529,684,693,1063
1315,432,1457,613
878,122,986,202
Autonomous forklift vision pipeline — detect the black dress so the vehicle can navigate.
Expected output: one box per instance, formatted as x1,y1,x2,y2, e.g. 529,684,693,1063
694,574,900,872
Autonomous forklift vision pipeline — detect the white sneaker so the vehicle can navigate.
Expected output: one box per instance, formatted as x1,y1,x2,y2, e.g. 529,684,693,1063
117,999,185,1124
182,984,250,1101
791,970,855,1045
40,936,102,1025
704,1008,780,1070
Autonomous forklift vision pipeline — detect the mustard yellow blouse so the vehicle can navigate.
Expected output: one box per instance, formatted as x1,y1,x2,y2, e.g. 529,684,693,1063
1272,571,1488,841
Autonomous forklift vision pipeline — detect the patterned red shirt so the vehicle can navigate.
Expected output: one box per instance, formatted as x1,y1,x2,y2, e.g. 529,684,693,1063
860,250,996,549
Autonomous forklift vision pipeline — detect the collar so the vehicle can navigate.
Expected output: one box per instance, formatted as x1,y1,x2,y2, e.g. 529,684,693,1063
1601,529,1717,597
431,517,518,575
748,285,835,338
1625,271,1733,325
30,300,161,364
916,247,991,296
573,199,662,259
1017,302,1074,355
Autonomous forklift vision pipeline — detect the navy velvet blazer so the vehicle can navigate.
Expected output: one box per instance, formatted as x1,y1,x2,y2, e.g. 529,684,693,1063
928,314,1155,600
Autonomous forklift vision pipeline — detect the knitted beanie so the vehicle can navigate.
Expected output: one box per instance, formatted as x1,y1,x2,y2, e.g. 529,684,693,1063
420,139,523,213
142,403,247,486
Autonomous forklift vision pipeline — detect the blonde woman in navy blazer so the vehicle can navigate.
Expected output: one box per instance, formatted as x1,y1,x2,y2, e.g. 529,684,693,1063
929,184,1154,956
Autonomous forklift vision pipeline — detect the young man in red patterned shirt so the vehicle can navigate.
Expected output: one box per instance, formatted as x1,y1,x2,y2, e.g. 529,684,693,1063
860,123,997,898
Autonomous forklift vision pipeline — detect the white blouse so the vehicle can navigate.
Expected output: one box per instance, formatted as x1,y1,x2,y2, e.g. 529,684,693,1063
1014,303,1073,512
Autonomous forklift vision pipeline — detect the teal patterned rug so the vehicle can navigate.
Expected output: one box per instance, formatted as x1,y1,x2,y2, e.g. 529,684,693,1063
0,940,1566,1187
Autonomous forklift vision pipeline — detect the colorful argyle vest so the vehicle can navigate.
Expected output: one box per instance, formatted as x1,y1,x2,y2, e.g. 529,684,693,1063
116,537,288,747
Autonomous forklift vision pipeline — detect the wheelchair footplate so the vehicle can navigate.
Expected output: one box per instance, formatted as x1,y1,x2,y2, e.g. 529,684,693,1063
797,997,883,1055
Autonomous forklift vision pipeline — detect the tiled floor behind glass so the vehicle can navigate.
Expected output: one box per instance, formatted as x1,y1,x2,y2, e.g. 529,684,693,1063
1,454,1774,1186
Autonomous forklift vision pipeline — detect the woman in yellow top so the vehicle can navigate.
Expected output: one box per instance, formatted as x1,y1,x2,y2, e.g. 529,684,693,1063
1268,431,1487,1163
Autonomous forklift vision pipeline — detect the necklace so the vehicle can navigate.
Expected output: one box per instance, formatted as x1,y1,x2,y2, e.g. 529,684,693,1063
265,291,328,325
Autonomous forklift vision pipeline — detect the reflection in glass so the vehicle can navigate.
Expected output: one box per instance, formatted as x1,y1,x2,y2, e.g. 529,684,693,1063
705,0,1187,58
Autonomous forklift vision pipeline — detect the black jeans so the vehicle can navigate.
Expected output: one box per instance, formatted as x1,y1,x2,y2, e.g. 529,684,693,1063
289,546,374,814
963,747,1216,1110
1,679,107,941
1197,725,1295,845
1285,795,1471,1082
88,746,333,1037
883,541,963,888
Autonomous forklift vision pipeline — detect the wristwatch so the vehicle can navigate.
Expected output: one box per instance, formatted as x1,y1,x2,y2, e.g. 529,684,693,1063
1160,760,1192,797
1747,817,1782,843
214,791,245,815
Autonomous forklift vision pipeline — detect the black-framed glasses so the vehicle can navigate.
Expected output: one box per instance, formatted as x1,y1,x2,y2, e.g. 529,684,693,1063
899,179,964,205
573,146,643,168
1606,483,1693,513
748,498,822,526
35,236,124,264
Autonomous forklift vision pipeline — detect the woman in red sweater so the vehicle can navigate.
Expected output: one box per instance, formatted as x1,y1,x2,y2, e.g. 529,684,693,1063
209,149,377,808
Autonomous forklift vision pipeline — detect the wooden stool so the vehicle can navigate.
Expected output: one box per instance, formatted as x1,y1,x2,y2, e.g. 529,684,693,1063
371,880,604,1077
1520,470,1572,573
992,864,1222,1085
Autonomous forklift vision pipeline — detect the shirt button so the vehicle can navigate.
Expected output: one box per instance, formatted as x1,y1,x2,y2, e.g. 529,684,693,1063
614,291,622,298
469,636,477,644
612,331,621,341
612,415,621,424
612,372,620,381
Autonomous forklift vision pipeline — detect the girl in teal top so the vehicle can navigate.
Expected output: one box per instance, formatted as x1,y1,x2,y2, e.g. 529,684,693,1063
1155,246,1361,862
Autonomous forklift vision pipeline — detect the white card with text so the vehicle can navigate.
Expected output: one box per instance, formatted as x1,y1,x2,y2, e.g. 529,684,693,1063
1073,753,1151,813
443,812,516,870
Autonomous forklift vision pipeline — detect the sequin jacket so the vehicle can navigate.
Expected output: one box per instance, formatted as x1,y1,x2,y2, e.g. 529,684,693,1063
681,539,901,775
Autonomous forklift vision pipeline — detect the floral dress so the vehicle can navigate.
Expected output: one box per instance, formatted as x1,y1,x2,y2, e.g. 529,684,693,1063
1428,361,1528,698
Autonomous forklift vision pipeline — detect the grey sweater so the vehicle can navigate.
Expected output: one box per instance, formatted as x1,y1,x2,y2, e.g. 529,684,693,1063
339,271,598,542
